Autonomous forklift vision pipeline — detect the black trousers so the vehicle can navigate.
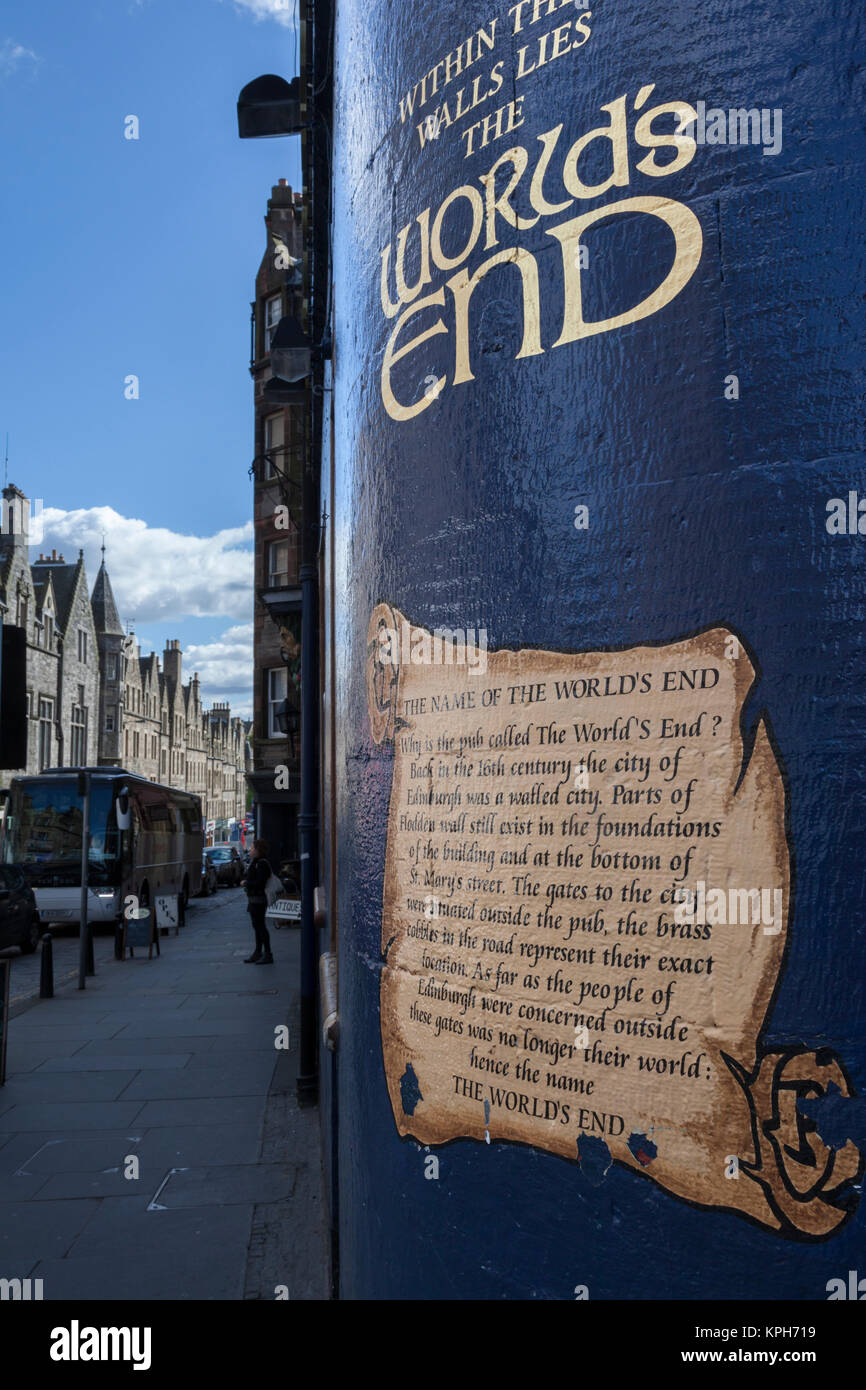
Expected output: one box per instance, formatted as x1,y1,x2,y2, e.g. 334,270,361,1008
248,901,271,955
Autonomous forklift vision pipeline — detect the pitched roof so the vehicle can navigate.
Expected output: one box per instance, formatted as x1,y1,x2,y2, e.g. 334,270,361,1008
90,561,124,636
31,552,85,632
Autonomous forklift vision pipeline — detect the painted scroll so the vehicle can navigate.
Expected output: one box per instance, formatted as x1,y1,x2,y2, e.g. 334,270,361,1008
367,605,863,1237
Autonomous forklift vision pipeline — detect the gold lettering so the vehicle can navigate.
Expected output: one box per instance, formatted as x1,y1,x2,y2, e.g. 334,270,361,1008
447,247,544,385
561,96,629,200
381,290,449,421
634,101,698,177
529,126,573,216
394,208,432,308
431,185,485,271
480,147,540,249
547,195,703,347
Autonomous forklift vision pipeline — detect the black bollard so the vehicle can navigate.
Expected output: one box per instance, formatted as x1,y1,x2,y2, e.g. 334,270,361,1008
114,922,124,960
40,932,54,999
85,923,95,977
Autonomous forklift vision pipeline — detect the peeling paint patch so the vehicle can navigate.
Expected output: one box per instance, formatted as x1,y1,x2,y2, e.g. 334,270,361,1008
628,1132,658,1166
576,1134,612,1187
484,1098,491,1145
400,1062,423,1116
798,1082,866,1150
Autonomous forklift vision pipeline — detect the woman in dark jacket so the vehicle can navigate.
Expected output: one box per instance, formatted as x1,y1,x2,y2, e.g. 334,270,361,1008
242,839,274,964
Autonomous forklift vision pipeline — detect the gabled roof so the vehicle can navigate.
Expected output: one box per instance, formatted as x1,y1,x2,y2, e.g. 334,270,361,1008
30,570,56,615
91,561,124,636
31,551,86,632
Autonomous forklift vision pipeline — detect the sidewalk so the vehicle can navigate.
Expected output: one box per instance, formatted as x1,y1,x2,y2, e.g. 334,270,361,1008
0,889,329,1301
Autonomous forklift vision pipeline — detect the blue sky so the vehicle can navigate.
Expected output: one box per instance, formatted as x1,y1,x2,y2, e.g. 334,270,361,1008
0,0,302,713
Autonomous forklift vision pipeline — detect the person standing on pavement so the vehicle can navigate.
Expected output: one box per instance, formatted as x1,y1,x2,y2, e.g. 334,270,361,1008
242,839,274,964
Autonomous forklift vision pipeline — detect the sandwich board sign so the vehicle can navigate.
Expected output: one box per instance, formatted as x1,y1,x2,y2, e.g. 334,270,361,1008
155,895,181,934
123,907,159,960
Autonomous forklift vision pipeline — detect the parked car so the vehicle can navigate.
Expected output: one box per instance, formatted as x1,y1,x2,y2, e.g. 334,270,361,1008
198,851,219,897
0,864,41,954
205,844,244,887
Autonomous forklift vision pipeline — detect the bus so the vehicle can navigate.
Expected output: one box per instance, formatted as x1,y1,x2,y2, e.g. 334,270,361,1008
0,768,203,929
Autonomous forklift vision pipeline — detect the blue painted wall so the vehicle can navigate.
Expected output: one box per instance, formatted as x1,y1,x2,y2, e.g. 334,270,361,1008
327,0,866,1297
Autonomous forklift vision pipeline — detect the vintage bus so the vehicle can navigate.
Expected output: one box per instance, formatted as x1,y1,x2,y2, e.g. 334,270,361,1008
0,768,203,929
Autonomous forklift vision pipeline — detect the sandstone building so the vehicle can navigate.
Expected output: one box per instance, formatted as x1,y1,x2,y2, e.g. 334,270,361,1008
247,179,305,861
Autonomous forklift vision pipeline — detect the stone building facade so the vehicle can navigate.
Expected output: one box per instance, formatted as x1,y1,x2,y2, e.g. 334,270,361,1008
248,179,305,863
0,482,249,826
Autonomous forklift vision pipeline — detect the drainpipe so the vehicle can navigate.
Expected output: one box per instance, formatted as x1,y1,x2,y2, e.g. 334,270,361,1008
297,512,319,1104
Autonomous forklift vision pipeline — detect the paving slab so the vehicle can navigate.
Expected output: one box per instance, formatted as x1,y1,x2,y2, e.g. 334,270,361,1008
35,1053,192,1072
7,1022,126,1041
4,1040,90,1072
116,1058,276,1102
0,1198,101,1267
0,1101,144,1132
32,1249,244,1301
0,1133,145,1174
130,1096,266,1130
149,1163,296,1209
66,1195,254,1262
0,1072,138,1103
31,1168,168,1201
133,1124,264,1168
113,1017,267,1039
76,1034,276,1055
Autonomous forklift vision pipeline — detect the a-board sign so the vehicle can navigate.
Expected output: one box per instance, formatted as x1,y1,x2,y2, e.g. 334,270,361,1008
123,907,159,958
155,895,180,932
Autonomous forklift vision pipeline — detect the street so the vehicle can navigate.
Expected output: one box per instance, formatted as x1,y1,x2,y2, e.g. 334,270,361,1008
0,887,328,1300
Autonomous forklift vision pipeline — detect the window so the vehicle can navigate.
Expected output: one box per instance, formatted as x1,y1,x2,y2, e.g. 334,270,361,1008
267,667,288,739
268,540,290,587
70,691,88,766
263,413,285,478
26,691,32,718
44,615,54,650
38,698,54,771
106,653,117,680
106,707,116,733
77,629,88,663
133,731,140,759
264,293,282,354
16,592,27,629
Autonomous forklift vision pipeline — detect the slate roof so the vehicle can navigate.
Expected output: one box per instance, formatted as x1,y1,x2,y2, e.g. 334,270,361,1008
31,552,85,632
90,560,124,636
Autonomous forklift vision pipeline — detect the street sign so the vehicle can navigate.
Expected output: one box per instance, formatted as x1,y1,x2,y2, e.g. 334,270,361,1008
267,897,301,925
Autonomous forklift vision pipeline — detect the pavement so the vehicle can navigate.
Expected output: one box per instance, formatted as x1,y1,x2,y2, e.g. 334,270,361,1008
0,886,330,1300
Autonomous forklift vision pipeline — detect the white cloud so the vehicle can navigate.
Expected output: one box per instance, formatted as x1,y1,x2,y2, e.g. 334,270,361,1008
0,39,38,75
230,0,297,26
37,505,254,626
185,624,255,718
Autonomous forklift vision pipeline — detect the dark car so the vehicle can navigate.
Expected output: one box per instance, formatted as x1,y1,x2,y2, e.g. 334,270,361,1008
198,851,219,897
0,864,41,954
205,845,243,887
